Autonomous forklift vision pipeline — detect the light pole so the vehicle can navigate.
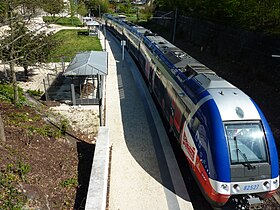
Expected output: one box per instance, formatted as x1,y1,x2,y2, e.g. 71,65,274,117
172,8,178,44
104,26,106,51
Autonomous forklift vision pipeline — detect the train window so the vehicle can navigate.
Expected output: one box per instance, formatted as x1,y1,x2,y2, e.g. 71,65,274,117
224,122,268,164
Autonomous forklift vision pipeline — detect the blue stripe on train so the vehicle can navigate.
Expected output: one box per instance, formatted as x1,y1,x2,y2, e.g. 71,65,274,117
188,97,231,182
251,99,279,178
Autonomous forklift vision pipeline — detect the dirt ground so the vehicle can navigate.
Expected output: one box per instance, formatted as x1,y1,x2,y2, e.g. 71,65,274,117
0,14,98,210
0,98,96,209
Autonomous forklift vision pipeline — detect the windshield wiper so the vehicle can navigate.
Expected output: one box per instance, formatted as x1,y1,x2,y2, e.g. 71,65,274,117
237,149,256,170
233,136,256,170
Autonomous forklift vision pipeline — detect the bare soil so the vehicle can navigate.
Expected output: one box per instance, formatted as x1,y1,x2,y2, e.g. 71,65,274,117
0,100,94,210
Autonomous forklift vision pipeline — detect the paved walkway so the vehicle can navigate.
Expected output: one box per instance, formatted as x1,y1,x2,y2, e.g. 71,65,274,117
101,30,193,210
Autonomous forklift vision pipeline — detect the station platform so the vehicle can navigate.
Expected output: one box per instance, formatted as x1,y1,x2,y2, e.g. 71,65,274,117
98,30,194,210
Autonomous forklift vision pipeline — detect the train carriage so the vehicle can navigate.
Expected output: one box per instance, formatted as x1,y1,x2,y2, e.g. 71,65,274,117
103,14,279,208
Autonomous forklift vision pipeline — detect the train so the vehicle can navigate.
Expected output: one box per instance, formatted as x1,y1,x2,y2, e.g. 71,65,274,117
103,14,279,208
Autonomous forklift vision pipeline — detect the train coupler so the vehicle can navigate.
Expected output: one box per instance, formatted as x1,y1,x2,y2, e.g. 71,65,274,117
247,195,263,210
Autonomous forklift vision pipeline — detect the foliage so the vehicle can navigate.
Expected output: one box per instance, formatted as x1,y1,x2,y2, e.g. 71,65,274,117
41,0,65,17
60,177,78,188
85,0,109,17
8,112,31,125
0,163,29,209
25,124,61,138
0,2,7,23
0,0,43,23
43,16,83,27
141,4,154,21
69,0,78,26
77,1,88,17
0,23,55,77
0,0,57,103
153,0,280,33
26,89,43,97
49,29,102,62
5,109,64,139
17,161,31,181
118,0,133,14
0,84,26,105
59,119,68,137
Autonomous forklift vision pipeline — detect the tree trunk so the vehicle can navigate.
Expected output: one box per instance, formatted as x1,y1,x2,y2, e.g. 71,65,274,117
23,64,29,80
10,62,19,103
9,3,19,104
0,114,6,143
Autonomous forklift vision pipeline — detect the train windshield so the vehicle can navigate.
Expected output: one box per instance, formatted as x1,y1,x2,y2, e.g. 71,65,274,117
224,122,268,164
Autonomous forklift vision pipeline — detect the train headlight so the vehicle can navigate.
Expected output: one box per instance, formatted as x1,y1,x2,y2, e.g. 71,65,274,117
263,181,270,190
219,184,229,193
272,179,279,190
232,184,240,193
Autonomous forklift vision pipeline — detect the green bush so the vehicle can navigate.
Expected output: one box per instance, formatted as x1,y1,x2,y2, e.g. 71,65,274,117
26,89,43,97
0,84,26,104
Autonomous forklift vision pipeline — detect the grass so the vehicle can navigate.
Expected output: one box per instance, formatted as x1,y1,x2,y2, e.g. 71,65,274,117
112,13,148,23
43,16,83,27
126,13,149,23
49,29,103,62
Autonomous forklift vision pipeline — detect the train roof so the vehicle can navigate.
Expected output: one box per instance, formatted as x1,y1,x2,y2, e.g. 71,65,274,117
208,88,261,121
193,73,235,89
104,14,253,104
145,35,215,73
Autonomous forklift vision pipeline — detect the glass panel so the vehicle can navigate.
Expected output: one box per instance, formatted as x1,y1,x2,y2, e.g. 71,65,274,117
224,122,268,164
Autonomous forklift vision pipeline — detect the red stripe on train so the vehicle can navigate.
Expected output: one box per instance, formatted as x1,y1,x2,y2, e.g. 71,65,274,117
186,154,230,205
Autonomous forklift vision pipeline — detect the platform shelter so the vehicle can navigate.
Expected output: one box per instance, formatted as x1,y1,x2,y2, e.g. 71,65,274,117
64,51,108,106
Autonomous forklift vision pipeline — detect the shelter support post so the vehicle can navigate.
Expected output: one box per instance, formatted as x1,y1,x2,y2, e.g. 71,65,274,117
97,74,102,126
43,79,49,101
71,83,76,106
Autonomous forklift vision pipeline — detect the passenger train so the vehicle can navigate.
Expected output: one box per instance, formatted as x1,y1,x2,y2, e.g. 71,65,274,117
103,14,279,208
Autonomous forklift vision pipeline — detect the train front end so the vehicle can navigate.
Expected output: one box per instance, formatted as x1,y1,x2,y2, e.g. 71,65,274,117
203,87,279,207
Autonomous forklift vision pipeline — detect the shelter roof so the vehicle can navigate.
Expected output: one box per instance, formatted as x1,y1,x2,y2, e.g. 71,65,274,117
86,21,100,26
64,51,107,76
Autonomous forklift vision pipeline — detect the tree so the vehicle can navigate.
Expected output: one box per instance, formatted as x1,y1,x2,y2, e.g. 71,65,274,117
0,2,7,23
77,1,88,17
0,0,55,103
1,23,55,79
153,0,280,32
86,0,109,17
69,0,77,25
41,0,65,17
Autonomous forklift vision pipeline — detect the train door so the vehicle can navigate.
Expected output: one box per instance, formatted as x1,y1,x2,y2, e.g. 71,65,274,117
149,61,156,90
171,95,189,139
153,69,165,107
145,59,150,79
138,43,147,71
